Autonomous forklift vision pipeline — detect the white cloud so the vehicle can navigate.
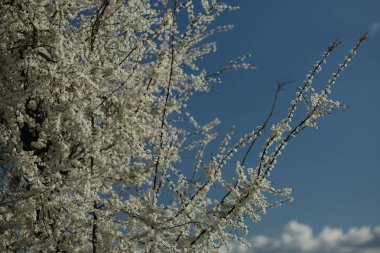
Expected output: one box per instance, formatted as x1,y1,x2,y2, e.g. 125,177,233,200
345,226,373,244
222,221,380,253
280,221,318,252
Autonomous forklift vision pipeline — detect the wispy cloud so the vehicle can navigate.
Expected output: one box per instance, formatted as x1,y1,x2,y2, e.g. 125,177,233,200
221,220,380,253
370,21,380,35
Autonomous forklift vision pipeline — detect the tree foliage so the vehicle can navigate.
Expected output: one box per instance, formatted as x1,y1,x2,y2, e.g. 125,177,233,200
0,0,367,252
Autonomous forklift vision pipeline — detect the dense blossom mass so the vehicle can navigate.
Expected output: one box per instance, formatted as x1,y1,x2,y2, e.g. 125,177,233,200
0,0,366,252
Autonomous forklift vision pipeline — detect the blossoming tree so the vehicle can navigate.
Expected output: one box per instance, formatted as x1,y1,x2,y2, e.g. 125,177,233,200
0,0,366,252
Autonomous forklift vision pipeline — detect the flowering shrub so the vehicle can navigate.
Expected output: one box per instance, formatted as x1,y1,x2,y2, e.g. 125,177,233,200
0,0,366,252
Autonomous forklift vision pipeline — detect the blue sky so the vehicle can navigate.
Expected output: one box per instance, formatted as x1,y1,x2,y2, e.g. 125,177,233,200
187,0,380,252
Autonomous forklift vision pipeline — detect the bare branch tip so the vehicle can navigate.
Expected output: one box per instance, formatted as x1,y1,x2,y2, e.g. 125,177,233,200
359,32,369,42
328,39,342,51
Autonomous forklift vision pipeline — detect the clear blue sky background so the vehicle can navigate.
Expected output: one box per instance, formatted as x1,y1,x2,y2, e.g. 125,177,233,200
187,0,380,251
